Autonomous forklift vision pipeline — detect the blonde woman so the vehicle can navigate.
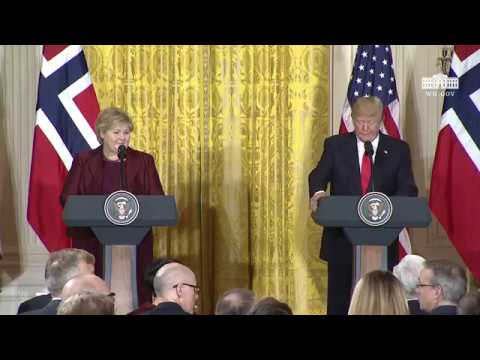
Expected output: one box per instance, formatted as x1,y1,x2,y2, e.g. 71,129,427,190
61,107,164,313
348,270,409,315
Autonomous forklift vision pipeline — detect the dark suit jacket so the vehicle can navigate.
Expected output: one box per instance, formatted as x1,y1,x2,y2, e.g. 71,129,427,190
60,146,164,304
143,302,190,315
21,299,62,315
308,132,418,263
17,294,52,314
430,305,458,315
408,299,427,315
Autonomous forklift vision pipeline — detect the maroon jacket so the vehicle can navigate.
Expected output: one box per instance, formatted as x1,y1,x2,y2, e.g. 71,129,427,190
61,146,164,304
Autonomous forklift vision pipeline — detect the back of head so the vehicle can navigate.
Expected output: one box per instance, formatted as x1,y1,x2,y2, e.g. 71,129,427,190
458,291,480,315
153,263,198,314
215,288,256,315
144,257,181,298
57,291,114,315
249,297,293,315
62,273,110,300
349,270,409,315
393,254,426,298
424,259,467,304
45,248,95,297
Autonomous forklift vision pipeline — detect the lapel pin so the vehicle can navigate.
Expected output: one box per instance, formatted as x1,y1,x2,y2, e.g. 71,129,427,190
384,149,388,154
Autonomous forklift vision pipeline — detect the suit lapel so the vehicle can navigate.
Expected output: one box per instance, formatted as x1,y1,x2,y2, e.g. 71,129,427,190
373,133,388,192
347,133,362,194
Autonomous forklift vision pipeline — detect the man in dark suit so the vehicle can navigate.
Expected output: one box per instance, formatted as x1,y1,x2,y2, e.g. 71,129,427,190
17,258,55,314
21,248,95,315
309,96,418,315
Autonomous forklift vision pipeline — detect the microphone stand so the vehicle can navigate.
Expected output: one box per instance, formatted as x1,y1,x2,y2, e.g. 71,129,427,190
120,157,125,189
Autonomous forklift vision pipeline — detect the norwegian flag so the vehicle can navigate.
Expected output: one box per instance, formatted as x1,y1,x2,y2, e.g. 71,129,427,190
339,45,411,259
429,45,480,280
27,45,100,251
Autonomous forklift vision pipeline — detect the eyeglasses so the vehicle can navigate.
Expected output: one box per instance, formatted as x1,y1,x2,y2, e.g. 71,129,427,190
416,284,437,288
173,283,200,295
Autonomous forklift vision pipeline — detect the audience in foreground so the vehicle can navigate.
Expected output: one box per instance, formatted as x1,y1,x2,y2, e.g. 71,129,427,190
249,297,293,315
393,254,427,315
215,288,256,315
416,259,466,315
348,270,409,315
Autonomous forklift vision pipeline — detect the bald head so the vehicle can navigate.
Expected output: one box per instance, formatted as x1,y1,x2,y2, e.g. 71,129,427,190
153,263,198,314
153,263,196,297
62,273,110,299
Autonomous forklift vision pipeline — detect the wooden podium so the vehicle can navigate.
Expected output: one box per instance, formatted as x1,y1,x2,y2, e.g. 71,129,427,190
313,195,431,286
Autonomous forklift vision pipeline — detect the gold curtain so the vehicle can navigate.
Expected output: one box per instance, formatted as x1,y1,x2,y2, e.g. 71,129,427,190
84,45,329,314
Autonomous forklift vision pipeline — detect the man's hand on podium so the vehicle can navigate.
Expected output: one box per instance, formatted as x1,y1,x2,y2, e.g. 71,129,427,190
310,190,327,212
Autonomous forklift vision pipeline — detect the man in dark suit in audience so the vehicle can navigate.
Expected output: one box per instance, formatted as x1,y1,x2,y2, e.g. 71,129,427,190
309,96,418,315
416,259,466,315
128,257,181,315
17,293,52,314
144,262,198,315
21,248,95,315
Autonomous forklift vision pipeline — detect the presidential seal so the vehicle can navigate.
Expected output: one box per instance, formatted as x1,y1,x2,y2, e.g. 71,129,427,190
104,190,140,226
357,192,393,227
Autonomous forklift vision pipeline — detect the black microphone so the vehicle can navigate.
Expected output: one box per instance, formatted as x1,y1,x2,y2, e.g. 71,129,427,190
118,145,127,189
118,145,127,161
364,141,375,192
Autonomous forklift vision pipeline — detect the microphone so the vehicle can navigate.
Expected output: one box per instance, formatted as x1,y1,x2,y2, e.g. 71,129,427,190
118,145,127,189
118,145,127,161
364,141,375,193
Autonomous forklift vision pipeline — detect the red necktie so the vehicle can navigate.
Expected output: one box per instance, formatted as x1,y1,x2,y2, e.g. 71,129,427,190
361,152,372,194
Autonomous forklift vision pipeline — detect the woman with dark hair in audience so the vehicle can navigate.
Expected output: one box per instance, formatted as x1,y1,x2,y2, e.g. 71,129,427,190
249,297,293,315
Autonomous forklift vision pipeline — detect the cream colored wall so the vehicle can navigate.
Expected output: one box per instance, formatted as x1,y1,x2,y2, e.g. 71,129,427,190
0,45,48,315
0,45,467,315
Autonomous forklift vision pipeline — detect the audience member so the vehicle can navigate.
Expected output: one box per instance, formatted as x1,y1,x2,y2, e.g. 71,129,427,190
393,254,426,314
61,273,111,299
57,291,114,315
17,264,52,314
128,257,181,315
348,270,409,315
215,288,256,315
144,262,198,315
416,259,466,315
457,290,480,315
21,248,95,315
249,297,293,315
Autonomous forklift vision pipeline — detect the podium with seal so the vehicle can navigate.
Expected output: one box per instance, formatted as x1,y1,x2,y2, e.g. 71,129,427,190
63,191,177,309
313,192,431,286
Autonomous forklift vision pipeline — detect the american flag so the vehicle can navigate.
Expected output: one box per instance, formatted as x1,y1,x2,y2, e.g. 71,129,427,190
27,45,100,251
429,45,480,280
339,45,411,258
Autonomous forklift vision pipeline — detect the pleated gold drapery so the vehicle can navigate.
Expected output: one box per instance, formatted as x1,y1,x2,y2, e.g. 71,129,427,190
84,45,329,314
